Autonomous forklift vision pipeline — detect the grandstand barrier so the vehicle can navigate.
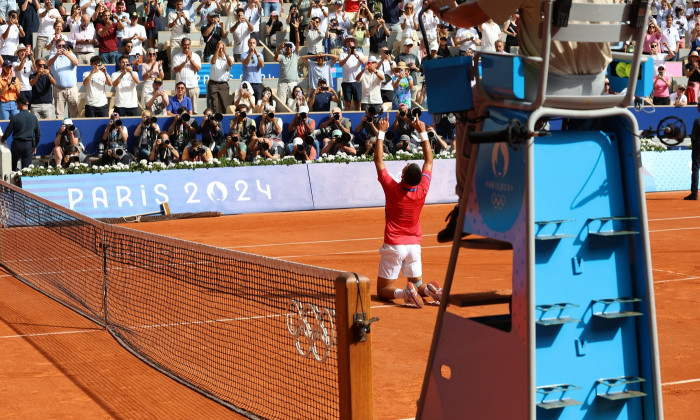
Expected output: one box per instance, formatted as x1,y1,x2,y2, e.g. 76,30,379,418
20,159,458,218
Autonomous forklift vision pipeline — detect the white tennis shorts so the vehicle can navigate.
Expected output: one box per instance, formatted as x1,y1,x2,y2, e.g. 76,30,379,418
377,243,422,280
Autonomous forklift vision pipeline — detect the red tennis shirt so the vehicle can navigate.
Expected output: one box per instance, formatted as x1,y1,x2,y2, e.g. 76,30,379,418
378,168,431,245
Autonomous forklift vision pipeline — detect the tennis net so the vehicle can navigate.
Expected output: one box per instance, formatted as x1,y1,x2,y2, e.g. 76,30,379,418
0,180,347,419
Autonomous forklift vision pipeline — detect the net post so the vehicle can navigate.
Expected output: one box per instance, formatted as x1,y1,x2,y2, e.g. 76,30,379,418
335,272,375,420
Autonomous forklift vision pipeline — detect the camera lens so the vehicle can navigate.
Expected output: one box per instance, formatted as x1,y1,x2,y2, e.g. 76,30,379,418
114,119,122,127
248,125,256,134
67,125,76,132
299,112,307,119
399,110,406,117
333,113,340,120
150,116,158,123
427,131,435,139
214,112,223,121
239,111,247,119
181,113,190,122
268,111,275,118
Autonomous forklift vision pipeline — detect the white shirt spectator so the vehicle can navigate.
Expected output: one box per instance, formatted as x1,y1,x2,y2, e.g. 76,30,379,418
651,52,666,72
14,60,33,92
210,56,232,82
399,12,416,40
378,59,396,92
70,22,96,53
122,22,146,56
111,70,139,108
456,27,479,52
115,12,129,38
47,34,69,58
38,7,61,37
172,51,201,89
0,24,20,56
339,50,365,83
244,5,261,33
360,70,383,104
80,0,97,18
480,21,501,52
670,90,687,106
330,10,352,36
84,70,108,107
308,59,333,90
310,5,329,33
660,23,680,53
305,27,324,54
169,10,188,45
232,21,252,55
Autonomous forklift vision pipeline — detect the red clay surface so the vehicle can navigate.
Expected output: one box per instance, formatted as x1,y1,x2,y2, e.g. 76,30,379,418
1,192,699,419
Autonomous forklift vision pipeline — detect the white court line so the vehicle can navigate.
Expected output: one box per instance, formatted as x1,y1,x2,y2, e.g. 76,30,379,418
277,245,452,259
662,378,700,386
649,215,700,222
0,328,101,339
654,276,700,284
649,227,700,233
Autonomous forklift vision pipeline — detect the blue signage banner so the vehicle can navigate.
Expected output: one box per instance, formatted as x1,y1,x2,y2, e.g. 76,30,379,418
21,165,314,218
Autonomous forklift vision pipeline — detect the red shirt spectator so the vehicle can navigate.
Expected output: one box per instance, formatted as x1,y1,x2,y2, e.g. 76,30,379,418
97,20,119,53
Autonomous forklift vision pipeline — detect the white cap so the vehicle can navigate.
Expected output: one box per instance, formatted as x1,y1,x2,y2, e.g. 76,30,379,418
293,137,303,146
299,105,309,113
63,118,73,125
404,38,414,46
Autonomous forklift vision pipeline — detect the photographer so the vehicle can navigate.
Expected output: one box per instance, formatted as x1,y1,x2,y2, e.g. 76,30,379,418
101,113,133,166
149,132,180,164
217,133,246,160
60,145,82,168
255,105,284,159
356,57,384,112
317,106,352,142
133,110,161,160
181,139,214,163
52,118,84,166
167,107,197,153
291,136,316,161
433,112,456,146
653,64,671,105
426,125,448,154
286,105,317,155
229,103,257,146
199,108,226,155
392,102,418,151
321,129,356,156
355,105,381,155
308,77,339,112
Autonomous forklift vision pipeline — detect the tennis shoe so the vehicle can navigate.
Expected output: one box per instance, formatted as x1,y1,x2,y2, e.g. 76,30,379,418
424,281,443,304
403,282,424,308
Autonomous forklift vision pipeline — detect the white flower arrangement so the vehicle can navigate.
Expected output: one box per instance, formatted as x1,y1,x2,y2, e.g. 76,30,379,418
639,138,668,152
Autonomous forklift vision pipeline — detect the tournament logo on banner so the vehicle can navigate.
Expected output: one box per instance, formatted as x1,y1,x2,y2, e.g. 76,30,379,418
474,142,525,233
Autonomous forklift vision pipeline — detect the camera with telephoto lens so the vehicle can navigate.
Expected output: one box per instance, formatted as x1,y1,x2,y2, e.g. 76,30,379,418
150,116,158,124
259,141,270,151
208,112,223,122
304,135,315,146
427,130,435,140
340,132,352,145
367,105,380,116
112,119,122,127
160,138,171,148
299,112,307,120
333,113,340,121
267,111,275,119
191,146,206,156
68,155,80,163
66,124,76,132
384,131,395,142
180,112,191,122
239,111,247,119
113,147,125,158
399,110,407,117
296,144,305,152
248,125,256,134
411,107,422,120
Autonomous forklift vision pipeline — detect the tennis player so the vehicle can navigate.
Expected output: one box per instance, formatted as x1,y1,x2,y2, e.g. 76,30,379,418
374,117,442,308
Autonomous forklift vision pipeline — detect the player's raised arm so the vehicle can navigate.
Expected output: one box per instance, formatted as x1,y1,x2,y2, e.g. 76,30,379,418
374,117,389,174
412,119,432,173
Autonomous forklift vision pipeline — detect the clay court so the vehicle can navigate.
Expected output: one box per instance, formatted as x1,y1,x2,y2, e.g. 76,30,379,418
1,192,699,419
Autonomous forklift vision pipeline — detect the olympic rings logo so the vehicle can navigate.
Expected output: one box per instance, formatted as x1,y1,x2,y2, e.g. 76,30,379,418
491,193,506,210
286,299,336,363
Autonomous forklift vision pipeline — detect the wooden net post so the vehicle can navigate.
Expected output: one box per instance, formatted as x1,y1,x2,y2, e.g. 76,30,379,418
335,272,376,420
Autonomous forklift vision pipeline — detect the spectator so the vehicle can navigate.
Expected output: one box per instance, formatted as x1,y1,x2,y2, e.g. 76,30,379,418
344,0,360,21
301,52,337,90
309,77,339,112
166,81,193,115
36,0,61,58
228,103,256,148
290,136,316,161
149,132,180,164
83,55,112,117
479,18,501,52
355,0,373,25
0,60,21,120
168,0,191,49
172,37,201,113
420,2,439,58
686,51,700,104
133,110,161,160
316,106,352,145
355,105,380,155
369,13,389,55
230,7,253,61
350,19,368,53
288,85,308,112
296,0,312,30
287,4,303,45
309,0,329,32
80,0,99,19
181,138,214,162
167,107,197,153
377,47,395,103
305,15,324,54
47,39,79,119
433,112,456,146
234,80,256,109
197,0,221,29
398,3,416,46
241,37,264,101
320,128,356,156
357,56,384,112
0,11,24,63
70,14,97,64
18,0,40,50
671,85,688,107
101,112,133,165
29,57,55,118
494,39,505,53
503,12,519,53
339,36,366,110
244,0,261,42
121,38,136,62
396,38,420,98
0,1,15,22
380,0,401,31
96,7,123,63
202,11,226,62
199,108,225,155
122,12,146,58
255,86,276,113
45,20,69,58
329,5,351,36
436,36,451,58
2,96,40,171
208,41,232,114
145,77,169,115
144,0,161,50
660,14,680,60
653,64,671,105
455,26,480,56
286,105,317,155
52,117,84,166
436,23,454,46
391,62,412,109
111,54,140,116
255,105,284,159
326,18,345,55
275,39,300,109
262,0,281,17
264,10,283,50
141,47,164,107
13,45,33,104
114,1,129,46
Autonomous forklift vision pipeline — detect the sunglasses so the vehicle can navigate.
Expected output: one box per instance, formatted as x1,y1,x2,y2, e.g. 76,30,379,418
148,53,156,56
57,45,65,49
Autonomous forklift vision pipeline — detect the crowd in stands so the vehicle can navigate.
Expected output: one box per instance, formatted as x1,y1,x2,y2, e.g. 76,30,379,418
0,0,693,169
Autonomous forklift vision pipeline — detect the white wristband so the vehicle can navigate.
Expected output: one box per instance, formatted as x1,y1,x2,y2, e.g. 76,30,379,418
420,131,429,141
378,130,385,140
